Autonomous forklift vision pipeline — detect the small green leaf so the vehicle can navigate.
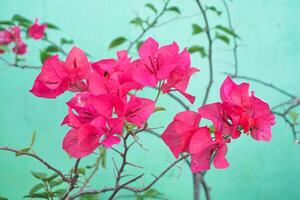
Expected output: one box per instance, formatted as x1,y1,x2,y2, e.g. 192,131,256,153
15,147,30,156
154,106,166,112
29,183,44,195
188,45,207,57
144,188,162,197
49,179,63,188
130,17,144,27
108,37,127,49
0,20,15,26
29,131,37,148
215,32,230,45
54,189,67,198
78,168,86,175
80,194,100,200
0,45,10,52
40,49,51,63
215,25,239,38
60,38,74,45
24,192,49,199
99,147,107,169
136,40,143,51
289,111,298,125
11,14,31,27
31,171,47,180
45,174,59,182
45,22,60,30
166,6,181,14
205,6,222,16
192,23,204,35
46,45,60,53
0,196,8,200
145,3,158,13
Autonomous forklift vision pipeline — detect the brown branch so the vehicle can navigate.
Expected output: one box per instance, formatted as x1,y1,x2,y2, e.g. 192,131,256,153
0,146,68,182
0,56,41,69
62,158,81,200
195,0,214,106
222,0,239,76
201,178,211,200
230,74,296,99
127,0,170,52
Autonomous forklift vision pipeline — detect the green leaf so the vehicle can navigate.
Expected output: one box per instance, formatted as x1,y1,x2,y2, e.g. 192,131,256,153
29,183,44,195
136,195,144,200
192,23,204,35
166,6,181,14
0,196,8,200
0,20,15,26
144,188,162,197
136,41,143,51
188,45,207,57
31,171,47,180
29,131,37,148
15,147,30,156
40,49,51,63
80,194,100,200
108,37,127,49
45,22,60,30
145,3,158,13
0,45,10,52
215,25,239,38
46,45,60,53
289,111,298,125
78,167,86,175
99,147,107,169
11,14,31,27
215,32,230,45
60,38,74,45
54,189,67,198
205,6,222,16
45,174,59,182
130,17,144,27
24,192,49,199
154,106,166,112
49,179,63,188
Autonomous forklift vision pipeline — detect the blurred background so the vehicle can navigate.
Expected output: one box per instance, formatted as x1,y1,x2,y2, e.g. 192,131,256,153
0,0,300,199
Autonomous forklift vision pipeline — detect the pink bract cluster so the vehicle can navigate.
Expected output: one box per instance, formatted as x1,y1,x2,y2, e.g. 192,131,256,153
161,76,275,173
0,18,46,54
30,37,198,158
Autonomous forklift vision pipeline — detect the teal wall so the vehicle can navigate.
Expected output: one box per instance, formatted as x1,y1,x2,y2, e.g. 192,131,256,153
1,0,300,199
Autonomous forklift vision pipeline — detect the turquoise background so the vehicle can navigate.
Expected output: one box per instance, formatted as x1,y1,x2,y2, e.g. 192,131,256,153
1,0,300,199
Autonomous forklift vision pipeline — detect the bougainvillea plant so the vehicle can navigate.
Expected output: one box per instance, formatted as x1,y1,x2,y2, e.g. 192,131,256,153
0,1,299,200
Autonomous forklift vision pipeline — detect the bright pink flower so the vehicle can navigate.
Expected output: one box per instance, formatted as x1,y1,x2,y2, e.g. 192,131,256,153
28,19,47,40
122,95,155,127
189,127,229,172
30,55,69,98
133,38,187,87
0,30,13,45
30,47,90,98
239,94,275,141
161,111,201,158
12,40,27,55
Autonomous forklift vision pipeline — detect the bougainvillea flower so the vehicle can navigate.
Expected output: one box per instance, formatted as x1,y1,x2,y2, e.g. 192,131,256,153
198,103,241,138
62,128,95,158
30,55,69,98
28,19,47,40
12,40,27,55
31,47,90,98
133,38,188,87
161,111,201,158
239,94,275,141
0,29,13,45
189,127,229,172
220,76,250,107
122,95,155,127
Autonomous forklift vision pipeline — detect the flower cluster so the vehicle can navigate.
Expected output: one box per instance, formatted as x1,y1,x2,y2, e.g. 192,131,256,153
30,37,198,158
161,76,275,173
0,18,46,54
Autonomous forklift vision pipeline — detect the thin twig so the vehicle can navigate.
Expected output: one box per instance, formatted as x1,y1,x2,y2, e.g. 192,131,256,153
0,56,41,69
0,146,68,182
127,0,170,52
195,0,214,106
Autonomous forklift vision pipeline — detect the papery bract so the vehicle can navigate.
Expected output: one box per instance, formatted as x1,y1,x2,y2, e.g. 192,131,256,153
28,19,47,40
161,111,201,158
